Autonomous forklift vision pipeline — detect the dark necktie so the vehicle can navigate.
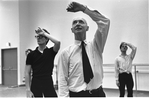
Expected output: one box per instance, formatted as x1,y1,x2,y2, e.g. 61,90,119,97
81,41,94,84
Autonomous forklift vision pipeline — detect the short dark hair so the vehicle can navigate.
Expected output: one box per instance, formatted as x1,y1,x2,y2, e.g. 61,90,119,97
120,42,128,49
120,42,124,49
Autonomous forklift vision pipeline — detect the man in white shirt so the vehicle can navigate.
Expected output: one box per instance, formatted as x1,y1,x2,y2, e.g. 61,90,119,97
58,2,110,97
115,42,137,97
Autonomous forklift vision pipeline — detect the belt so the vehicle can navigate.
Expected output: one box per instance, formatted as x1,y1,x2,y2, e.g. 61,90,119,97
88,86,102,94
70,86,102,95
120,72,131,74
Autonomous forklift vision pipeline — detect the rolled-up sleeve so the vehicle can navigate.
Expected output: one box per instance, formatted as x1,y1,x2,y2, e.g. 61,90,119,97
84,8,110,53
57,50,69,97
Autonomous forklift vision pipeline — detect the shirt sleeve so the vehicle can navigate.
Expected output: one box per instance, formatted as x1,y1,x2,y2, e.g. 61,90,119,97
115,58,119,81
26,52,32,65
84,8,110,53
129,44,137,60
57,50,69,97
50,47,57,57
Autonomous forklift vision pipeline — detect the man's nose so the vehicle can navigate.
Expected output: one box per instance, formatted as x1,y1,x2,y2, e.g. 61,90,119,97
76,23,82,27
76,21,81,25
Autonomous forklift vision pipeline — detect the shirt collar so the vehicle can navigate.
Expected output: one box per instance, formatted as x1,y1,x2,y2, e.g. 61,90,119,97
35,46,48,52
74,40,87,46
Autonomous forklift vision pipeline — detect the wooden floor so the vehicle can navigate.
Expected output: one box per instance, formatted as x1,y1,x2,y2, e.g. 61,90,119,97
0,85,149,97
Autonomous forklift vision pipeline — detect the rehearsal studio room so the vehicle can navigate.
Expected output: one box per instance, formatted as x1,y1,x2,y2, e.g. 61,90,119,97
0,0,148,97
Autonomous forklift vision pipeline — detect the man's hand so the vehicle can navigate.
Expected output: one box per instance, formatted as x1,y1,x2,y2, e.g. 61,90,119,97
26,90,34,98
116,80,120,87
35,27,42,34
35,27,47,36
66,2,86,12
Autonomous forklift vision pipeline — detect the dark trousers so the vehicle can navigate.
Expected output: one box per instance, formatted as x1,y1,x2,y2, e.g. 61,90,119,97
69,86,106,97
118,73,134,97
31,76,57,97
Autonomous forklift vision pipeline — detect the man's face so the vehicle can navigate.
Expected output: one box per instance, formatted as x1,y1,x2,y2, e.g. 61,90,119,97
71,18,88,34
35,34,48,45
120,44,128,52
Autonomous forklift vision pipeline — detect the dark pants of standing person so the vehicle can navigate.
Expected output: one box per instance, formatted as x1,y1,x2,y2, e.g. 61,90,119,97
69,86,106,97
118,72,134,97
31,76,57,97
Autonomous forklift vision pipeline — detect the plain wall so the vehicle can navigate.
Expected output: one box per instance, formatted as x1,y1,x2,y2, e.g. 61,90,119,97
0,0,19,84
19,0,30,85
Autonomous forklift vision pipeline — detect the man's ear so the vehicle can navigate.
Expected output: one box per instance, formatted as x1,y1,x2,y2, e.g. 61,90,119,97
71,28,74,33
86,26,89,31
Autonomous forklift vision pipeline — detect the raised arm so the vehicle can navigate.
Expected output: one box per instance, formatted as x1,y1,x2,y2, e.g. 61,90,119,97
44,32,60,52
84,7,110,53
124,42,137,60
67,2,110,53
36,27,61,52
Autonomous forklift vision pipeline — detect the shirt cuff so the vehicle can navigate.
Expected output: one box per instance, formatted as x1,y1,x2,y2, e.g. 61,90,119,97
83,6,90,14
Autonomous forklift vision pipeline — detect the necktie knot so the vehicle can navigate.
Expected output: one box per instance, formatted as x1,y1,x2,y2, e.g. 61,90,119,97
81,41,85,46
81,41,86,51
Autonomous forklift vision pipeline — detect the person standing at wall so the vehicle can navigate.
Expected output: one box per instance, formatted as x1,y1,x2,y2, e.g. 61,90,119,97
115,42,137,97
25,27,60,97
58,2,110,97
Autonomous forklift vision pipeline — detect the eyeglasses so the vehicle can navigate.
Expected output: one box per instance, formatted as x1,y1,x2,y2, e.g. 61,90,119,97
35,35,45,39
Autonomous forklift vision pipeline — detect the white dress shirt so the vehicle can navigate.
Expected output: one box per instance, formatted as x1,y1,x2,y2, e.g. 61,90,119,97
58,7,110,97
115,54,133,80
